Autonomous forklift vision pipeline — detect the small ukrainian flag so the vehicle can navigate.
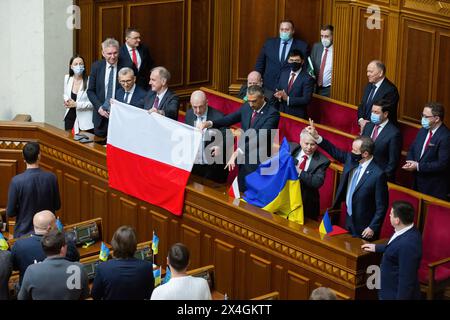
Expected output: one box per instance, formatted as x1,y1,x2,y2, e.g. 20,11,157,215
152,231,159,255
56,218,64,232
319,210,333,234
153,266,161,286
99,242,110,261
0,233,9,251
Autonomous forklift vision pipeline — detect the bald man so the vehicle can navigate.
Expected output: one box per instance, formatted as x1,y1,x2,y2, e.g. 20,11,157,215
11,210,79,286
237,71,274,102
185,90,229,183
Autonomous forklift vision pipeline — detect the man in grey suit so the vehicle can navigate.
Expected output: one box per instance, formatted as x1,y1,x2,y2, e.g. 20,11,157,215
290,129,331,221
310,25,334,97
18,230,89,300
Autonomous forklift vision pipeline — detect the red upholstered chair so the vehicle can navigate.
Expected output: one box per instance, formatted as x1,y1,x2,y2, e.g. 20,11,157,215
418,203,450,299
398,120,420,153
202,88,242,116
319,166,337,216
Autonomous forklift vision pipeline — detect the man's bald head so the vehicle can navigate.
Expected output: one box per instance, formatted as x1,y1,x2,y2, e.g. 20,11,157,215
190,90,208,117
33,210,56,235
247,71,263,87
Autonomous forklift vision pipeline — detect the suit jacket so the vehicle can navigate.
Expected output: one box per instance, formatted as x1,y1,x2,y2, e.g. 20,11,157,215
362,121,402,181
290,143,331,221
310,42,324,80
143,89,179,120
185,106,229,183
406,124,450,200
275,68,314,119
118,44,154,90
358,78,399,124
87,60,122,128
255,37,309,91
0,251,11,300
319,138,389,238
376,227,422,300
63,75,94,130
115,85,147,109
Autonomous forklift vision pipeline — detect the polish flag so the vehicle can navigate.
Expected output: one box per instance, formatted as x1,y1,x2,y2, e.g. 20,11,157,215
72,118,80,136
228,176,240,199
107,101,202,215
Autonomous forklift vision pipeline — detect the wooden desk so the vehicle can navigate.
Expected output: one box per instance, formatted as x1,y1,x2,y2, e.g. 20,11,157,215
0,122,382,299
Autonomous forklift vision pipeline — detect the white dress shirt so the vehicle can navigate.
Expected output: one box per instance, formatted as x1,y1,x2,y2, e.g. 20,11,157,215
287,68,301,106
126,44,142,70
104,62,118,100
371,118,389,138
295,150,312,173
320,44,333,88
347,157,373,194
387,224,414,245
194,108,209,164
123,84,136,104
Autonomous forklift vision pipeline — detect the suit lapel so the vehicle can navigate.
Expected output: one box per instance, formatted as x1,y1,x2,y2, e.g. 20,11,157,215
305,152,320,172
354,161,375,193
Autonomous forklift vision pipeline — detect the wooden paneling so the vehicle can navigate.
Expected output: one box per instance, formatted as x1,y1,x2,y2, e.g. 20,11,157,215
214,239,235,298
286,270,311,300
286,0,323,47
90,185,109,237
81,181,90,222
97,4,124,59
435,31,450,125
62,173,81,224
246,254,272,298
180,224,201,268
151,210,169,264
0,160,17,208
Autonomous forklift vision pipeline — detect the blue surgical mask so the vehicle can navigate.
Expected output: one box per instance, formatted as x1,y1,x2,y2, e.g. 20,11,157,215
370,113,381,125
421,117,431,129
280,32,291,42
72,65,85,75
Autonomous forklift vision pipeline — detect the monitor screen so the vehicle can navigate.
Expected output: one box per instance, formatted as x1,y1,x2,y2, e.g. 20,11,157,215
77,227,90,239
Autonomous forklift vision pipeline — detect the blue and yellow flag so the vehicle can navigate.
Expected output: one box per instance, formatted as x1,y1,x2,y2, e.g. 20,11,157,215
244,138,304,224
153,266,161,286
56,218,64,232
99,242,110,261
0,233,9,251
152,231,159,255
319,210,333,234
163,265,171,284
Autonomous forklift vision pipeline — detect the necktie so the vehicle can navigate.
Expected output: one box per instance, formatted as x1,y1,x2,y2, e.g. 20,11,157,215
250,110,258,127
105,65,115,108
365,84,376,114
318,48,328,87
421,130,433,157
287,72,296,94
371,125,380,141
280,41,288,63
346,165,362,216
123,92,130,103
132,48,138,68
298,155,308,171
153,95,160,109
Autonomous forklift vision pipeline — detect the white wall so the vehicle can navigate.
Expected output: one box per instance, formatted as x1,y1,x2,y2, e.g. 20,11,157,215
0,0,12,120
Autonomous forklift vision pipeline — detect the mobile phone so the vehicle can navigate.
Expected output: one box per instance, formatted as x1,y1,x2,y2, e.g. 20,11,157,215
79,137,93,144
73,134,88,141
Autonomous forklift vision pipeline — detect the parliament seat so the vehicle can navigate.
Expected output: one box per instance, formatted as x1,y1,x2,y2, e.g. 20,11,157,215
187,264,224,299
250,291,280,300
64,217,105,259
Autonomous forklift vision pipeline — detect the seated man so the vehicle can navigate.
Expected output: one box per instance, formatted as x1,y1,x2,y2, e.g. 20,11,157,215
144,66,179,120
309,287,337,300
290,129,331,221
11,210,79,286
0,249,12,300
237,71,273,102
18,229,89,300
362,99,401,182
151,243,211,300
91,226,154,300
403,102,449,200
274,49,314,119
115,67,147,108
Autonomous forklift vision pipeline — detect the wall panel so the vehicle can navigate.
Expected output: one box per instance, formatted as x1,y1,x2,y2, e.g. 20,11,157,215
63,173,81,224
0,160,17,208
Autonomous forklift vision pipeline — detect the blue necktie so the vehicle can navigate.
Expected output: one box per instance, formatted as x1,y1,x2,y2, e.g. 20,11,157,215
346,165,362,216
124,91,129,103
280,41,288,63
365,84,376,116
104,65,115,109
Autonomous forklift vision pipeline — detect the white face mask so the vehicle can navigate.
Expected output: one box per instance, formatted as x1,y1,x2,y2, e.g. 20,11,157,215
321,38,332,48
72,65,85,75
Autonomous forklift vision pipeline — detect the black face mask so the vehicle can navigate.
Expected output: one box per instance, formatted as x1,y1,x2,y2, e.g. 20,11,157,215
288,62,302,72
351,152,363,163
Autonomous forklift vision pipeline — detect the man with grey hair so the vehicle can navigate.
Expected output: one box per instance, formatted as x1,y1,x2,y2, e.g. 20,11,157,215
115,67,147,108
357,60,399,131
309,287,337,300
237,71,273,102
144,66,179,120
87,38,123,137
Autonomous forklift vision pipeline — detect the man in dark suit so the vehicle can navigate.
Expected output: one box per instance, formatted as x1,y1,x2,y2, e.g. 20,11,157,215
403,102,449,200
237,71,273,102
0,250,11,300
362,99,402,182
255,20,309,92
118,28,154,90
144,66,179,120
199,85,280,191
362,201,422,300
290,129,331,221
357,60,399,132
274,49,314,119
310,24,334,97
87,38,122,138
115,67,147,109
307,122,388,240
185,90,228,183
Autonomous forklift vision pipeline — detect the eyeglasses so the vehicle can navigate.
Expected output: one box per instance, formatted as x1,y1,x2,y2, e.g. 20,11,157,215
119,80,134,84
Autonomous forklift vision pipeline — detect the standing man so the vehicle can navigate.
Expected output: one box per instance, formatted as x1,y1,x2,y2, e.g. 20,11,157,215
185,90,228,183
144,66,179,120
403,102,449,200
358,60,399,131
307,121,388,240
255,20,309,92
115,67,147,109
118,28,154,90
237,71,273,102
87,38,122,138
362,201,422,300
290,129,331,221
310,25,334,97
6,142,61,238
274,49,314,119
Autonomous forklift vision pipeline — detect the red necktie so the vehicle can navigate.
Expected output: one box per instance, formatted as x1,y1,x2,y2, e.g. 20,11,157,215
132,48,138,68
153,96,160,109
371,125,380,141
287,72,296,94
298,155,308,171
424,130,433,152
250,110,257,127
318,48,328,87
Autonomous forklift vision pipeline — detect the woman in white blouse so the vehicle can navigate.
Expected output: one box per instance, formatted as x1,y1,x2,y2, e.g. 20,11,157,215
63,55,94,132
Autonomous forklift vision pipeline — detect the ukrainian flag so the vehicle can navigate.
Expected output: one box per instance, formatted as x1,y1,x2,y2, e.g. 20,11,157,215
0,233,9,251
99,242,110,261
56,218,64,232
153,266,161,286
319,210,333,234
152,231,159,255
244,138,304,225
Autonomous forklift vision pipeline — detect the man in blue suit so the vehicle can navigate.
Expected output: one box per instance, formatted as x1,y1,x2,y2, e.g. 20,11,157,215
199,85,280,191
115,67,147,109
362,99,402,182
403,102,449,200
307,122,389,240
255,20,309,92
274,49,314,119
362,201,422,300
87,38,122,138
